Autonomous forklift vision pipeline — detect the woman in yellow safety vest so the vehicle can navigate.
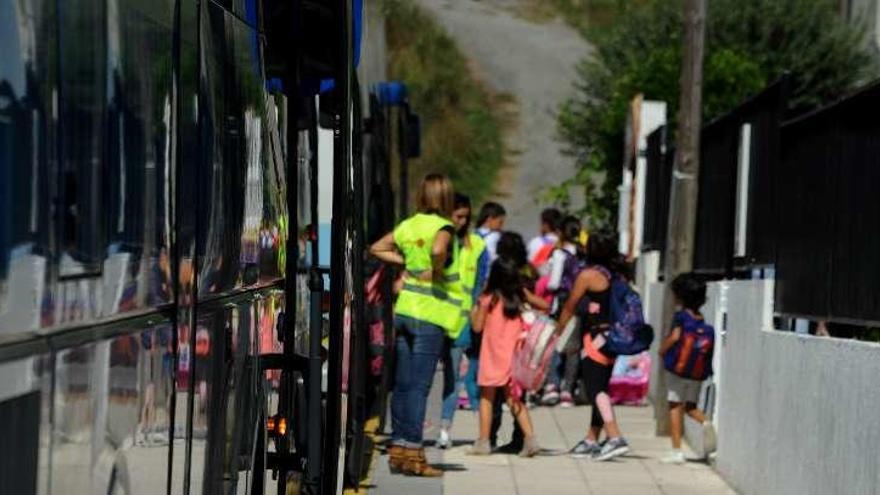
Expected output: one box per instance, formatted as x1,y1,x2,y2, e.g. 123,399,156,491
369,173,460,477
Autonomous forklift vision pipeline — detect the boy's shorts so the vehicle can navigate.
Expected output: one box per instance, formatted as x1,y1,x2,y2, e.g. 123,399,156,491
665,371,702,404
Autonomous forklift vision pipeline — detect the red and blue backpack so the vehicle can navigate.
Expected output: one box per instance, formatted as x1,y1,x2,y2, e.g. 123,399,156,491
663,311,715,380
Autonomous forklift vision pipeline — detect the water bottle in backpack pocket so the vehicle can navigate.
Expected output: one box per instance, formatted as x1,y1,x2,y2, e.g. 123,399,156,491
663,312,715,381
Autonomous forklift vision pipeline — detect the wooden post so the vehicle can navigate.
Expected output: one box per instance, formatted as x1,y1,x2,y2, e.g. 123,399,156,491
656,0,706,436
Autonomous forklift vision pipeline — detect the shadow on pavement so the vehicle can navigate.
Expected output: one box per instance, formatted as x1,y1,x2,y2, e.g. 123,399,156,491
431,463,467,472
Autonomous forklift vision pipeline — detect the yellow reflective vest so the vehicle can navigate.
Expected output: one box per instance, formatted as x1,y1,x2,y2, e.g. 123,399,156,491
393,213,461,333
447,233,486,339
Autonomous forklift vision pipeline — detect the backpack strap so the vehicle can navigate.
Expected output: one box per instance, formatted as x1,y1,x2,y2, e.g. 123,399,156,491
531,242,555,267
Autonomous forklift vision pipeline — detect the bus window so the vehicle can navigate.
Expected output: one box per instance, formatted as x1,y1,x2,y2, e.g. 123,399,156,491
0,0,54,333
57,0,107,277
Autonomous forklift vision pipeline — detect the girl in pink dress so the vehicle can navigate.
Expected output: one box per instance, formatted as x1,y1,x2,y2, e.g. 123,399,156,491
469,258,540,457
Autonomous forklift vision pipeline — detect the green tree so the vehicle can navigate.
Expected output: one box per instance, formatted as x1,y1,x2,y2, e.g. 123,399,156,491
557,0,874,228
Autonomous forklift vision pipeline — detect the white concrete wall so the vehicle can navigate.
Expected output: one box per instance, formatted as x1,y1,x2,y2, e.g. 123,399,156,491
716,280,880,495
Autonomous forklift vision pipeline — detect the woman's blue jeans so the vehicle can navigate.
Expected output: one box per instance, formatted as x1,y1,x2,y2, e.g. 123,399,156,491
391,315,445,447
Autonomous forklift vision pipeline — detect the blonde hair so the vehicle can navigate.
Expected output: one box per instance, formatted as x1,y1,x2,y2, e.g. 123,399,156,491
416,173,454,218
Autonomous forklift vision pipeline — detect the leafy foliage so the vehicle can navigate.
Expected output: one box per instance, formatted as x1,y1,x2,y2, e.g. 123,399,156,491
382,0,504,204
557,0,874,228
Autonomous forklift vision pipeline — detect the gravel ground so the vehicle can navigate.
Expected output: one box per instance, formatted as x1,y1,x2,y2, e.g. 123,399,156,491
415,0,592,235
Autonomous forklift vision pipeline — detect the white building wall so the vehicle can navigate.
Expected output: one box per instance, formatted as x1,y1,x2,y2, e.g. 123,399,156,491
631,101,667,258
618,99,666,258
715,280,880,495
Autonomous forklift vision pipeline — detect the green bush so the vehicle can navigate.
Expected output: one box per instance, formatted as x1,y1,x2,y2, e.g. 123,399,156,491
557,0,874,228
382,0,504,204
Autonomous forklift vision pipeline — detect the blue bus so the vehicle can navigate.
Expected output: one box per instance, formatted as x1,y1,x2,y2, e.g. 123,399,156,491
0,0,403,493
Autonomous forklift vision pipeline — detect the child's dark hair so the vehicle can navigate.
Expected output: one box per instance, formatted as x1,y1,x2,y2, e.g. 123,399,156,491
496,231,527,268
671,273,707,311
476,202,506,227
485,258,525,319
541,208,563,231
559,215,582,244
586,230,632,280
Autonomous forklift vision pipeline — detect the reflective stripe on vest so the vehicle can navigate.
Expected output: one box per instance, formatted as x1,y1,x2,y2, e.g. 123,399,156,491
446,233,487,339
400,282,463,307
393,213,461,332
407,269,460,283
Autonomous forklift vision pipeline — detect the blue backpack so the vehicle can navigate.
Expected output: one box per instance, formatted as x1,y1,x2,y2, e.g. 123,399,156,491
663,312,715,380
602,274,654,356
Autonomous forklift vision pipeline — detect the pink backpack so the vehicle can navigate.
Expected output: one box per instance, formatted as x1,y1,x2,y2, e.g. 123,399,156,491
512,312,558,392
533,275,554,306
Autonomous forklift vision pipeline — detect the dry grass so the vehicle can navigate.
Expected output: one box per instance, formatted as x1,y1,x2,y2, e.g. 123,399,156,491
382,0,508,205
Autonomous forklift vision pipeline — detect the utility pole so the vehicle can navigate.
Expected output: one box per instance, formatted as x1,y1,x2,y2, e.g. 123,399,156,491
656,0,706,436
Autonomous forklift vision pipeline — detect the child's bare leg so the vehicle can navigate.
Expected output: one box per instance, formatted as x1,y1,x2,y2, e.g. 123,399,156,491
669,401,685,449
684,403,706,423
479,387,496,441
587,425,602,443
595,392,622,438
507,396,534,438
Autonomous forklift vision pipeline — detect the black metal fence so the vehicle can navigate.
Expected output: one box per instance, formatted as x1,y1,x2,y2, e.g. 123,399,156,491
642,77,880,324
692,114,740,274
776,82,880,323
642,127,672,253
693,79,788,273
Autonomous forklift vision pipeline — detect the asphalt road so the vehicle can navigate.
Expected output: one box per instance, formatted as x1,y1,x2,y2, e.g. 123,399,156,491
416,0,592,234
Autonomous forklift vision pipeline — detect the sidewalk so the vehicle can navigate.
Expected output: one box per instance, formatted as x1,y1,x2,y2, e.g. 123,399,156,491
370,379,735,494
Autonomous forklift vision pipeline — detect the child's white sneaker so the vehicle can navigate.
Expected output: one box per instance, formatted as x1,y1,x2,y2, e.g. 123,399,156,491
437,428,451,449
660,450,687,465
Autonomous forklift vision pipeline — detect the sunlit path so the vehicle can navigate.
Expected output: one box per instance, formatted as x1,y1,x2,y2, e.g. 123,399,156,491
371,370,734,494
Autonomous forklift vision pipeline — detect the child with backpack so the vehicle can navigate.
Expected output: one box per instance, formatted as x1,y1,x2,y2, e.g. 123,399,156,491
527,208,562,274
469,258,541,458
556,232,651,462
486,232,549,452
659,273,717,464
540,216,585,407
